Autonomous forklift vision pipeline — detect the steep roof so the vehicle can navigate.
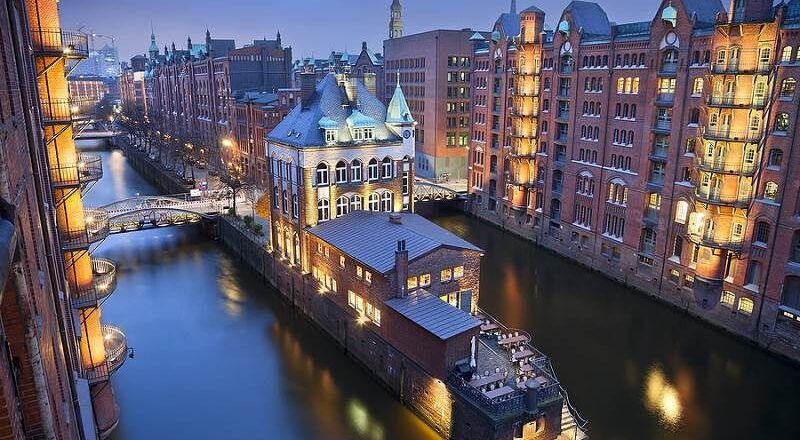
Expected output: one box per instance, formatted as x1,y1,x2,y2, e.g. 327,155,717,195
307,211,483,275
386,79,414,124
680,0,725,27
496,12,521,38
267,74,401,148
565,1,612,38
386,291,481,340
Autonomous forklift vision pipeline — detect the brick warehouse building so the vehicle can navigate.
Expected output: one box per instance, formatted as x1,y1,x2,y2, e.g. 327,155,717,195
2,0,125,438
468,0,800,362
118,30,293,177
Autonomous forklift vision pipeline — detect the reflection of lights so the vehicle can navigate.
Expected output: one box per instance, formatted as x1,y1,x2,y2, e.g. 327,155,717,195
104,332,112,341
644,366,683,428
356,314,368,326
70,105,79,113
85,216,95,224
222,138,233,148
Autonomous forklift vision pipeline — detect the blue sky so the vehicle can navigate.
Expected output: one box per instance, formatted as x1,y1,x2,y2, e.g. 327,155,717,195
60,0,669,61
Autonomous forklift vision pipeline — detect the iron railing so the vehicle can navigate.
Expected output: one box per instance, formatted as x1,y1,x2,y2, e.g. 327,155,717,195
686,231,745,251
50,153,103,188
707,95,767,108
695,190,753,208
30,28,89,58
695,156,757,176
40,98,95,124
59,209,110,251
711,61,772,75
71,258,117,309
702,127,762,143
85,325,128,384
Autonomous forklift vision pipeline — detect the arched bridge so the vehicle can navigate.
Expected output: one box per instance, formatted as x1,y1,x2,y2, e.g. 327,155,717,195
413,179,465,202
93,192,228,234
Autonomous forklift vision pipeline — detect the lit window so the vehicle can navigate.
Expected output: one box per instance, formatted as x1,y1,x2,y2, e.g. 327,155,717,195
348,290,356,308
675,201,689,224
692,77,703,95
419,273,431,287
355,295,365,312
365,271,372,285
738,297,754,315
356,266,363,279
453,266,465,280
721,291,735,307
339,255,345,268
441,268,453,283
407,276,418,290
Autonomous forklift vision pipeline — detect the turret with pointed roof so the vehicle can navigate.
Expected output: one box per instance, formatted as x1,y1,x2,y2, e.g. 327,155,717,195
390,0,403,39
386,73,414,125
148,26,159,60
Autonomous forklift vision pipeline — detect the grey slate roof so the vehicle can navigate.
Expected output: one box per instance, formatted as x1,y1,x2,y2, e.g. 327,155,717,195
565,1,611,38
496,12,521,38
267,73,401,148
307,211,483,275
386,291,481,340
681,0,725,27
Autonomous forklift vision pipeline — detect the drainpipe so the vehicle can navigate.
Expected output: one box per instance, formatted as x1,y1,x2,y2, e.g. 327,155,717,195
8,3,87,438
11,263,57,440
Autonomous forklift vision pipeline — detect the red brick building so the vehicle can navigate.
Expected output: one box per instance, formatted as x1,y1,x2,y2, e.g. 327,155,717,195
292,41,385,101
469,0,800,363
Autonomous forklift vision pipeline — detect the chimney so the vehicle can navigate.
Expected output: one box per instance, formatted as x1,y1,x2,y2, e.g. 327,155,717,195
345,76,358,103
395,240,409,298
363,73,377,97
361,41,368,53
389,213,402,224
300,65,316,110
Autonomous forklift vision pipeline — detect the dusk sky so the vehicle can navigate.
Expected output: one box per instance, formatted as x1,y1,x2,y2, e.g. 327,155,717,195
61,0,670,61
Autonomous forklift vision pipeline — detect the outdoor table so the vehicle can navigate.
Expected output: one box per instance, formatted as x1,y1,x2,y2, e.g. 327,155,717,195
498,335,528,347
470,373,505,389
512,349,535,361
483,385,515,400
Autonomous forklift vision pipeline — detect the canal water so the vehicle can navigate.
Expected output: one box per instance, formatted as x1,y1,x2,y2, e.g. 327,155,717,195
82,142,800,440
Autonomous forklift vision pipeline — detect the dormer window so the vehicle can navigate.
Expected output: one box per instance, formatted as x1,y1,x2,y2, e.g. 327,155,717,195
325,129,337,143
353,128,374,141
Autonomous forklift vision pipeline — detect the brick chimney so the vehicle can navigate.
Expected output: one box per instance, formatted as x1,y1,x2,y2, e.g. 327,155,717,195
395,239,409,298
389,213,402,224
300,67,316,110
363,73,377,97
345,76,358,104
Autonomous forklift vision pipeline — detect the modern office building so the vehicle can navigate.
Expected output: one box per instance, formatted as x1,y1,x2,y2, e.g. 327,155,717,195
468,0,800,362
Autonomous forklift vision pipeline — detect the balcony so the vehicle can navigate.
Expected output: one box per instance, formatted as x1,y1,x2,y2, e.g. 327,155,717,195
30,28,89,58
85,325,128,384
694,156,757,176
560,65,574,75
513,87,540,98
659,63,678,76
71,259,118,309
702,127,761,143
647,174,665,190
655,92,675,106
644,207,660,226
707,95,767,109
41,98,95,125
694,190,753,208
653,119,672,133
711,62,772,75
650,146,669,161
687,231,744,251
60,209,110,251
50,153,103,189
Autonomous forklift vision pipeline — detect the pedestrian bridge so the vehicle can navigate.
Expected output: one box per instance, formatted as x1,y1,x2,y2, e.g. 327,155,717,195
91,192,228,234
413,179,465,202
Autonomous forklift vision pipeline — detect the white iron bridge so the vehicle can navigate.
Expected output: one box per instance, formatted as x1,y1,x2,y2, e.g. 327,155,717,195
412,178,465,202
92,192,228,234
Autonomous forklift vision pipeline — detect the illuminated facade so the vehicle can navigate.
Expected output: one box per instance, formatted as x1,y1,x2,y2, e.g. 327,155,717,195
468,0,800,362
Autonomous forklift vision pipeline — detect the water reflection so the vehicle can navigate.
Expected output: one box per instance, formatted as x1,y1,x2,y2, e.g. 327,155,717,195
644,366,682,428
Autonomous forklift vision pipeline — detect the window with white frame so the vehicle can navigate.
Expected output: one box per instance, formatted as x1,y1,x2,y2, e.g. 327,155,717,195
316,163,329,186
351,159,362,182
368,159,379,180
317,198,330,221
335,161,347,183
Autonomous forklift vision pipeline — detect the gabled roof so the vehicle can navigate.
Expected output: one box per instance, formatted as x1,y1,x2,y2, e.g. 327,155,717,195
307,211,483,275
680,0,725,27
267,74,401,148
386,79,414,124
386,291,481,340
496,12,521,38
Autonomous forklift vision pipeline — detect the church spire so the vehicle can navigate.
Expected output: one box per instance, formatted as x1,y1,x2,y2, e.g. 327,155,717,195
510,0,517,14
148,23,159,60
389,0,403,39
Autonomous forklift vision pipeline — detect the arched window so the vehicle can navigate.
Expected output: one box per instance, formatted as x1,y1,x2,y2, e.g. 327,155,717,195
351,159,363,182
368,193,380,211
675,200,689,224
641,228,657,254
317,198,330,221
550,199,561,220
368,158,379,180
381,157,393,179
765,182,779,200
292,194,299,219
332,197,347,217
380,192,394,212
272,186,279,208
781,78,796,98
351,195,363,211
776,112,791,132
293,233,301,265
316,163,329,186
689,108,700,125
692,77,704,95
782,46,794,63
282,190,289,214
335,161,348,183
755,221,771,245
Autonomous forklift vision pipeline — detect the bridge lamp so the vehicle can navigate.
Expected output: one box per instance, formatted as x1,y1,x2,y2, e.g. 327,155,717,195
70,105,79,113
222,138,233,148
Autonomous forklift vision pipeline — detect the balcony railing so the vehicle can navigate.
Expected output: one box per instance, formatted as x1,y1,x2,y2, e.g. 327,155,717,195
41,98,95,124
560,65,574,75
659,63,678,75
644,207,660,225
656,92,675,105
85,325,128,384
513,86,540,98
702,127,761,143
686,231,745,251
30,28,89,58
650,145,669,160
707,95,767,108
653,119,672,132
60,209,110,251
50,153,103,188
695,190,753,208
695,156,757,176
711,61,772,75
71,259,118,309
